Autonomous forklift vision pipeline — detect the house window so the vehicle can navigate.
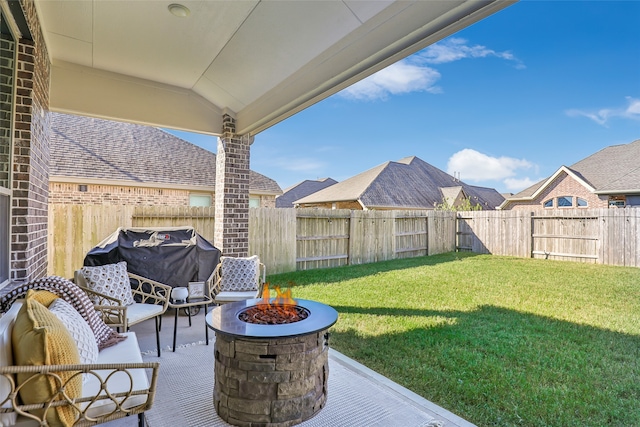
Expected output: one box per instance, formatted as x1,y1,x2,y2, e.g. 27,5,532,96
543,199,553,208
557,196,573,207
608,196,626,208
249,196,260,208
0,11,15,286
189,193,211,207
577,198,588,207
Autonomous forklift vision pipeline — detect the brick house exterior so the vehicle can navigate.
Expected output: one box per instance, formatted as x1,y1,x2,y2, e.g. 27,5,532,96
1,1,50,285
0,3,273,286
501,140,640,210
48,112,281,209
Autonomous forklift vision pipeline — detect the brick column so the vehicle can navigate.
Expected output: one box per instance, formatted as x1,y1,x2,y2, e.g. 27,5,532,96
214,114,251,257
9,2,51,282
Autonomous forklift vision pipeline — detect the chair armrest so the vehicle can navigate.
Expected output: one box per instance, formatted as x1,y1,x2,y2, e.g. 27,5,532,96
128,273,171,314
0,362,159,425
208,263,222,297
78,286,128,330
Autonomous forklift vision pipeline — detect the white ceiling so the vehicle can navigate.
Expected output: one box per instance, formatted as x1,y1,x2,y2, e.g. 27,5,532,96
34,0,515,136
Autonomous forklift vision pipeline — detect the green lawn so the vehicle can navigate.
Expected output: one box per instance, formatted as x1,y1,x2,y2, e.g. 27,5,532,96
267,253,640,427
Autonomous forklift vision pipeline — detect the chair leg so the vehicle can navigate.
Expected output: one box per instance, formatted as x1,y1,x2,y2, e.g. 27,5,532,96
138,412,145,427
173,306,179,352
158,314,162,331
204,303,209,345
155,316,161,357
187,305,192,327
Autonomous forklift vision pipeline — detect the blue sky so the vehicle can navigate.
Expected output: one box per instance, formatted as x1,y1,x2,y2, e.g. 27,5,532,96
166,0,640,195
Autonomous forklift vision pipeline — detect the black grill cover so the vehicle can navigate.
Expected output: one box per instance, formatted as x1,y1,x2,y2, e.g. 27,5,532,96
84,227,221,288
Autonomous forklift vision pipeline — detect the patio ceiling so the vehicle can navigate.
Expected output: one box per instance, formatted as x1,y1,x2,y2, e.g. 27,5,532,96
34,0,515,137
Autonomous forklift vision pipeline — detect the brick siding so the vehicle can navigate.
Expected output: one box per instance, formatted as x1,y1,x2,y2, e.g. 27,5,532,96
298,201,363,210
49,182,275,207
506,171,608,210
214,115,250,256
10,0,50,281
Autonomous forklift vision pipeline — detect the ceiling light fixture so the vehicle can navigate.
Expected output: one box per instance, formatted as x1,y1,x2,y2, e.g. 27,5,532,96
168,3,190,18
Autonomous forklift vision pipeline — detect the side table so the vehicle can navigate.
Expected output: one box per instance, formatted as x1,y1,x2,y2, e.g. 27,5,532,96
169,282,214,352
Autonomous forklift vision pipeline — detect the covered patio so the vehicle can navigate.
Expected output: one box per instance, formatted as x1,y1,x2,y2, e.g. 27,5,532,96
1,1,516,426
1,0,515,284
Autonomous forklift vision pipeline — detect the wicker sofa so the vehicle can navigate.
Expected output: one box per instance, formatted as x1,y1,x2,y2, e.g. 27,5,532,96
0,292,159,426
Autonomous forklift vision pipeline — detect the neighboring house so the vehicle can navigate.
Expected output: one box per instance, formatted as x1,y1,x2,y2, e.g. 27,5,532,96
501,139,640,210
49,113,282,208
276,178,338,208
294,156,504,210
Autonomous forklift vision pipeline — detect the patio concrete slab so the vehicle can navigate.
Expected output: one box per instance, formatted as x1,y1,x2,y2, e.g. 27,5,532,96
102,308,475,427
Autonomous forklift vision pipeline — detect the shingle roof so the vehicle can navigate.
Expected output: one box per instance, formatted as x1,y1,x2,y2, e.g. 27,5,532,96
568,139,640,192
507,139,640,201
276,178,338,208
295,156,504,209
49,113,281,195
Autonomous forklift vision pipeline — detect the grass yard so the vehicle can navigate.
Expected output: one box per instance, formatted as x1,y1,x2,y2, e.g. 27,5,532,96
267,252,640,427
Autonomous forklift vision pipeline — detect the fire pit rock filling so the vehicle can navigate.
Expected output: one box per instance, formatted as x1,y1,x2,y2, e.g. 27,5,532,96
208,299,338,427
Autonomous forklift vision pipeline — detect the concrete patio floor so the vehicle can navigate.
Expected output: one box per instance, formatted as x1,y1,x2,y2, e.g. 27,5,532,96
103,306,476,427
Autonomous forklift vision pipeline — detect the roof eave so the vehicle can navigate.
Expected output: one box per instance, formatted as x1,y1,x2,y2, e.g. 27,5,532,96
594,189,640,195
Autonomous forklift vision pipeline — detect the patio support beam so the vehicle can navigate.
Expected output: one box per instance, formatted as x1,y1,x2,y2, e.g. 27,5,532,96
214,114,251,257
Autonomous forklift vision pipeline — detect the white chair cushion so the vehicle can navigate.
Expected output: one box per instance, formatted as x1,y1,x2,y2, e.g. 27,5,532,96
81,261,135,306
215,290,258,303
126,302,164,325
82,332,149,417
48,299,98,365
220,255,259,292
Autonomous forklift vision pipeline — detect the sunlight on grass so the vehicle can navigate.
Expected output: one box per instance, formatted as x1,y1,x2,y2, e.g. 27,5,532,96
268,253,640,427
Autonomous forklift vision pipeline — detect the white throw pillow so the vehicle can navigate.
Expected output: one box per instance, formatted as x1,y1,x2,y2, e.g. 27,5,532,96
81,261,135,306
221,255,260,291
49,298,99,364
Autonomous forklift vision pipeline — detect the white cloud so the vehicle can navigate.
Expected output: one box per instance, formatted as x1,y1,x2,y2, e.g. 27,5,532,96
447,149,537,192
448,149,534,182
340,61,441,101
339,37,523,101
416,37,525,69
566,96,640,126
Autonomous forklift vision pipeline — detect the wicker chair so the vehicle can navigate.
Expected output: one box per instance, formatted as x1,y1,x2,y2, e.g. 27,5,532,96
211,255,266,305
75,270,171,357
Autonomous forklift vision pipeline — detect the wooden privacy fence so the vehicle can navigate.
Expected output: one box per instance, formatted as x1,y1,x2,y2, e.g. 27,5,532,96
48,205,639,280
48,205,456,279
457,208,640,267
291,209,456,271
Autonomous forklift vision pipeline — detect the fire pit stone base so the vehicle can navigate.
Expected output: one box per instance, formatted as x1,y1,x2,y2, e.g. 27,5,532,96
214,329,329,427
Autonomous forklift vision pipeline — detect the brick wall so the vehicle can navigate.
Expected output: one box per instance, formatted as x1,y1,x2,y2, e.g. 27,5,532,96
214,115,250,256
506,171,608,210
49,182,276,207
0,34,13,187
49,183,191,205
254,194,275,209
10,0,50,281
298,200,363,210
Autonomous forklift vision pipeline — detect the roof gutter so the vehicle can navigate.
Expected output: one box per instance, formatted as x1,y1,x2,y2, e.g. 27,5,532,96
594,189,640,195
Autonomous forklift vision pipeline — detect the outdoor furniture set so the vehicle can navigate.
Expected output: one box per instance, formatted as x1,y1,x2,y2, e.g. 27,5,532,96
0,253,265,426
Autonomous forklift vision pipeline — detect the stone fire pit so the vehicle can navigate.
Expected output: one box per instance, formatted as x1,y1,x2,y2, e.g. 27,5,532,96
206,298,338,427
